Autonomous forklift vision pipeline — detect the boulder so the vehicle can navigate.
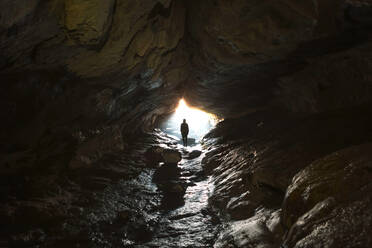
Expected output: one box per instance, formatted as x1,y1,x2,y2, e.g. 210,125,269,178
144,146,164,166
153,163,181,182
145,147,181,166
226,199,257,221
214,216,277,248
159,180,187,210
187,150,202,159
161,181,187,195
161,149,182,164
282,143,372,248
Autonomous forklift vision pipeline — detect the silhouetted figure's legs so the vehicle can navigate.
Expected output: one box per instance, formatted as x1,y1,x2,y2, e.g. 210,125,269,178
182,135,188,146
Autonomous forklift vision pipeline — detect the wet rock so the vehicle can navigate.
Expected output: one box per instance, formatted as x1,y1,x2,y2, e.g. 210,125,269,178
282,143,372,248
145,146,164,166
214,214,277,248
153,163,181,182
161,181,187,195
1,0,372,247
158,180,187,210
168,212,198,220
266,210,284,240
202,108,372,247
145,147,181,166
68,126,126,169
187,150,202,159
161,149,182,164
227,199,257,221
201,149,222,173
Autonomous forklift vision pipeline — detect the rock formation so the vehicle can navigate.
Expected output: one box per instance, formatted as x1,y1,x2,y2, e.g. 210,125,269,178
1,0,372,247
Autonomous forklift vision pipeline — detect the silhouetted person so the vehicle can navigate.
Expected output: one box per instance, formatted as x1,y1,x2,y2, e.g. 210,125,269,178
180,119,189,146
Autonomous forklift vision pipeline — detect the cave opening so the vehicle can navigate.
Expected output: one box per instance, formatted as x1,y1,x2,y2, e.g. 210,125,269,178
159,98,219,145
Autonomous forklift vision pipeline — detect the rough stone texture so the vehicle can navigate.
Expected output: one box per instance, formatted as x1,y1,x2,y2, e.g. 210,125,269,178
275,42,372,113
202,107,372,247
187,0,318,65
184,0,372,117
161,149,182,164
64,0,115,46
1,0,372,247
282,144,372,248
214,209,278,248
144,146,182,165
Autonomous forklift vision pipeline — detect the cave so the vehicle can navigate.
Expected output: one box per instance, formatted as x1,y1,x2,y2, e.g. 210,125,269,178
1,0,372,247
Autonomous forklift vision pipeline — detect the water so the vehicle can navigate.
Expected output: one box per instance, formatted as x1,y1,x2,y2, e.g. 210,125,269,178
61,131,220,247
147,150,218,247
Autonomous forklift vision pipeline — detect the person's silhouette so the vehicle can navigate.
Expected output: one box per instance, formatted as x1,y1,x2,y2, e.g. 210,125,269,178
180,119,189,146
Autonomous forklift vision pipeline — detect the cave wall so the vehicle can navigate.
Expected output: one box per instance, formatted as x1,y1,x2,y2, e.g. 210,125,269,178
0,0,189,172
184,0,372,116
2,0,372,140
1,0,372,247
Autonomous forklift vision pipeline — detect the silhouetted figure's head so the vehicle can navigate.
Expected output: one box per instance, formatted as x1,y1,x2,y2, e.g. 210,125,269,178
183,119,186,123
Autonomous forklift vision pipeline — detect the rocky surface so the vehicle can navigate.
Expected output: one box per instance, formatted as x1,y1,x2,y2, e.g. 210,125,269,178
1,0,372,247
202,107,372,247
282,143,372,248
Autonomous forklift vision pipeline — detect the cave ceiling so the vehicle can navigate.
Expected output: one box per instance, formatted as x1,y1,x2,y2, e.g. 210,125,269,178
1,0,372,119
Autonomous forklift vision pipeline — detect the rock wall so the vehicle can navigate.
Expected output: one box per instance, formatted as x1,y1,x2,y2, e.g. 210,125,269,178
184,0,372,116
0,1,187,235
203,107,372,247
1,0,372,247
0,0,188,172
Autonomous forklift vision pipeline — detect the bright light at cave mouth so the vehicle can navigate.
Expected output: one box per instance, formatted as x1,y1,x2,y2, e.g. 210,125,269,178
160,98,219,145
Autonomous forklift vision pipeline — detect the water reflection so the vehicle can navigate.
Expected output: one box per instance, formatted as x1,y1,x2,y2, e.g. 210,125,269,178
161,99,219,143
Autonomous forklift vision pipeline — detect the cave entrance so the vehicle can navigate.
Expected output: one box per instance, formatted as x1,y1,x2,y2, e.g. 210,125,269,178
160,99,219,145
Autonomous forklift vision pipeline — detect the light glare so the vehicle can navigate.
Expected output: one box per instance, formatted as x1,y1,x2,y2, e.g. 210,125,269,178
161,99,218,144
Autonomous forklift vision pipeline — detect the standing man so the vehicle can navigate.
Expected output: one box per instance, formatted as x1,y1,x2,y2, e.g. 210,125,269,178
180,119,189,146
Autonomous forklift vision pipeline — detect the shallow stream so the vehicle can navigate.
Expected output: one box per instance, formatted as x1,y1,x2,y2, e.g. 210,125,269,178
62,131,219,248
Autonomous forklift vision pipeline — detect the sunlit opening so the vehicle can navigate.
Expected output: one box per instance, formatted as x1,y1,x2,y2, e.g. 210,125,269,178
160,99,219,145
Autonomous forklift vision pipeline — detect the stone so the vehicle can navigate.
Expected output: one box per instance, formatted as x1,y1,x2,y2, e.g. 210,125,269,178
144,146,164,166
161,149,182,164
162,181,186,195
64,0,115,46
226,200,257,221
153,163,181,182
159,181,187,210
1,1,372,247
145,147,181,166
214,216,277,248
282,143,372,248
187,150,202,159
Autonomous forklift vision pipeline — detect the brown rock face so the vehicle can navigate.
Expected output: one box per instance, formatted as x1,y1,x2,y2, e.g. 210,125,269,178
282,144,372,248
187,0,318,65
202,107,372,247
1,0,372,247
64,0,115,46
